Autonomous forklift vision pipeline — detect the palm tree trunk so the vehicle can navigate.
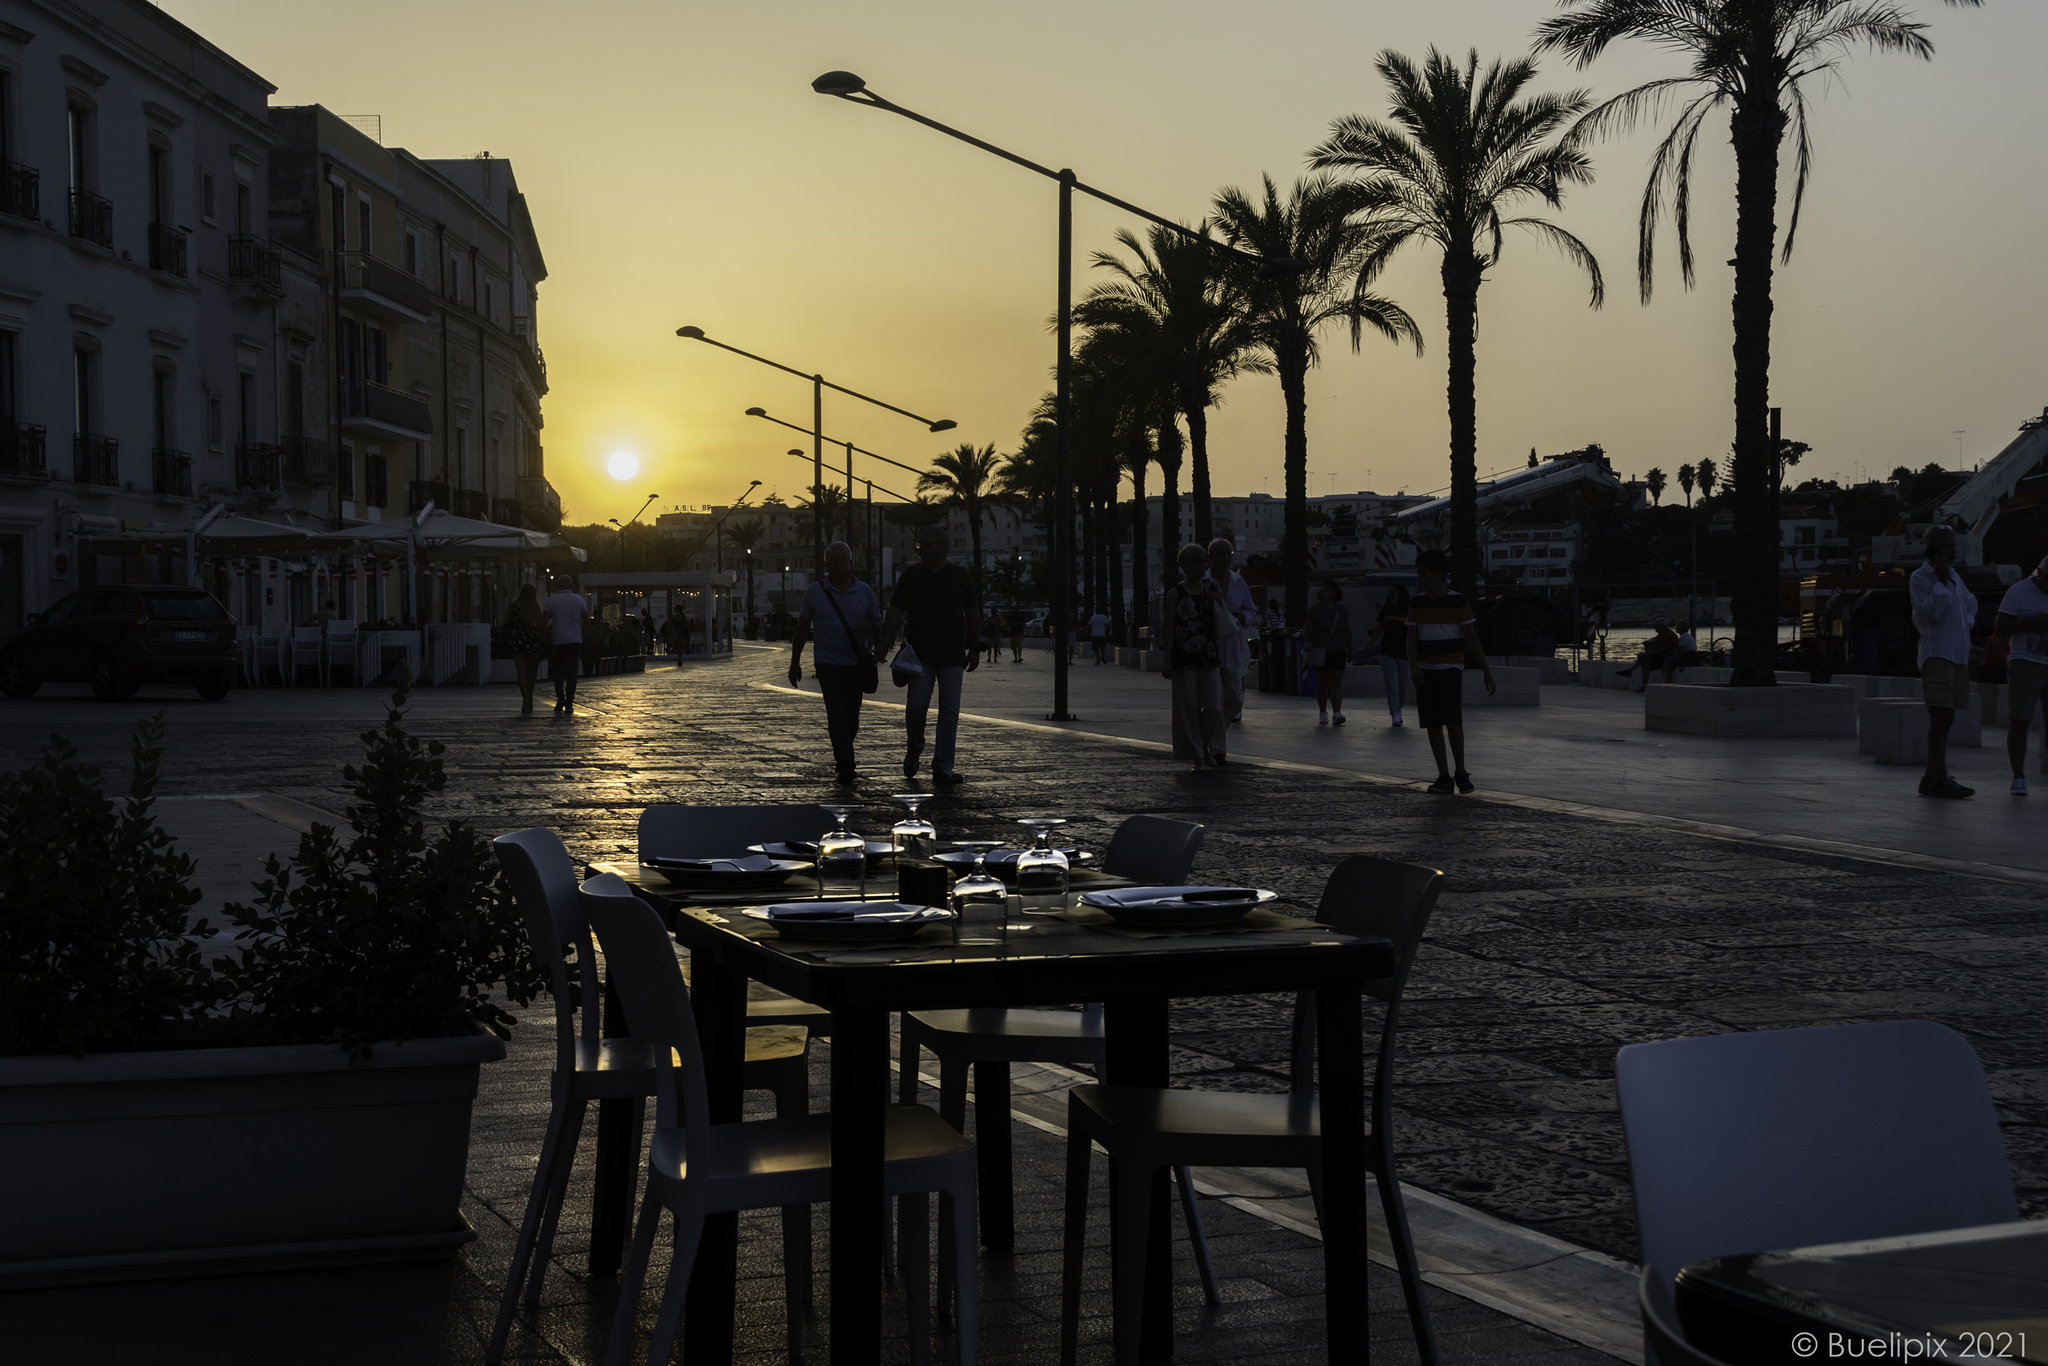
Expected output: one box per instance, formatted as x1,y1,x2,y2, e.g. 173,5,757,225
1280,347,1310,627
968,504,985,604
1107,496,1127,644
1080,495,1097,615
1094,486,1112,614
1727,86,1784,688
1444,256,1482,595
1128,457,1149,637
1158,417,1184,586
1185,385,1214,547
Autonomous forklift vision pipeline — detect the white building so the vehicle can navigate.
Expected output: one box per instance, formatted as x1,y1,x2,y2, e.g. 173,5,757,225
0,0,281,630
1485,523,1583,586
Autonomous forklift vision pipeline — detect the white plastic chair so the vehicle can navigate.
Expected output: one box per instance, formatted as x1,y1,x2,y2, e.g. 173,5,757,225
287,627,322,686
323,625,357,687
1618,1020,2016,1295
580,872,979,1366
484,832,812,1365
899,815,1205,1260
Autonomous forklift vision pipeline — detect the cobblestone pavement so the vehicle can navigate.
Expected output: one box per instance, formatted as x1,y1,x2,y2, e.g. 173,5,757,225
5,650,2044,1274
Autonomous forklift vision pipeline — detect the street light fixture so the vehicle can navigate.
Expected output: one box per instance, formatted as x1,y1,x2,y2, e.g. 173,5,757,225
606,492,660,571
814,71,1299,722
675,324,956,582
747,406,932,559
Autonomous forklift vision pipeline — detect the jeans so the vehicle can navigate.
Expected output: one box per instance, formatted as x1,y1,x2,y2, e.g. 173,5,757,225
905,664,964,775
549,644,581,703
814,662,865,776
1379,656,1410,717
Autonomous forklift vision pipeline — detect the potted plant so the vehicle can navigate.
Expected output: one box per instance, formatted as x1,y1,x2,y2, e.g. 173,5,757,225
0,687,542,1286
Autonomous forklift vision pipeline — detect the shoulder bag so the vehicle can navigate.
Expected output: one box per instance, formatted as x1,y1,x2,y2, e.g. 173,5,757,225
822,584,879,693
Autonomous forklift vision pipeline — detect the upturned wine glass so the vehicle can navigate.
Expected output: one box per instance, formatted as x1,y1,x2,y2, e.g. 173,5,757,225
889,793,937,858
949,839,1008,914
1014,817,1070,912
817,803,867,898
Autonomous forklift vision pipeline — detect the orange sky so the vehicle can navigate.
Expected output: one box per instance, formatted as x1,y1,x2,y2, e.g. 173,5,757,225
164,0,2048,525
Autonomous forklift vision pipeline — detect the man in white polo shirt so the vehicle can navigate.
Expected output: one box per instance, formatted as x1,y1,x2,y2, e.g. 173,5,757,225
1996,554,2048,795
1909,525,1975,798
541,575,589,715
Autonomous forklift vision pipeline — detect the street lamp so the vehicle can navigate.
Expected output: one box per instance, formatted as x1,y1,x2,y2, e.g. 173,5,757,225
747,407,931,576
606,492,659,571
709,478,763,574
814,70,1297,722
674,325,956,583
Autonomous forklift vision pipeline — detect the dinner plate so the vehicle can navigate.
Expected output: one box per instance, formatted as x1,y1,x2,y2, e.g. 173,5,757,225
932,848,1092,879
641,855,811,890
748,840,898,861
745,902,957,943
1077,886,1277,930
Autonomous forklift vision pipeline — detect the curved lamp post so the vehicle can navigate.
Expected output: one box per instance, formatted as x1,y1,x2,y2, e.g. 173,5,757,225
675,325,954,582
813,70,1298,722
750,409,923,582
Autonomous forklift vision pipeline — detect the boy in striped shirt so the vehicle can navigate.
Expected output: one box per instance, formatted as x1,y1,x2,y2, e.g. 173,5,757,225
1407,550,1498,794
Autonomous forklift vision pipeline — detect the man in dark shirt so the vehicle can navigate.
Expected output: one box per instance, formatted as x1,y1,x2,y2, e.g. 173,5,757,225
881,526,979,783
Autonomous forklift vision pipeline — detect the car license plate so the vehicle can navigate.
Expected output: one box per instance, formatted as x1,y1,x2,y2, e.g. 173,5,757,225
173,630,208,642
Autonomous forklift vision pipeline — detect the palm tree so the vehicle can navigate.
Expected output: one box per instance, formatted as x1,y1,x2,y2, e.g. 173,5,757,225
1677,463,1697,507
918,442,1007,600
1535,0,1981,685
1080,222,1263,546
1213,174,1421,624
727,520,764,621
1697,455,1719,502
1309,47,1602,593
1645,467,1667,506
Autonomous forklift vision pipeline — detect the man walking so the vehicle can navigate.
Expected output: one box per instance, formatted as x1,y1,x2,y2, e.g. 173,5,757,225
789,541,881,787
1408,549,1497,793
1995,553,2048,795
541,574,588,714
1912,525,1976,798
1088,606,1110,664
1207,538,1256,723
882,527,979,785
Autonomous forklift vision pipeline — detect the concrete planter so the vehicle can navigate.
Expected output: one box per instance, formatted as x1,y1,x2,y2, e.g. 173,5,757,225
1644,683,1859,737
0,1030,504,1287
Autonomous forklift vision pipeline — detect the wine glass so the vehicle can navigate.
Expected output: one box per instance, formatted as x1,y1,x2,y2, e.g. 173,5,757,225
949,840,1008,914
1014,817,1070,913
889,793,937,859
817,803,867,898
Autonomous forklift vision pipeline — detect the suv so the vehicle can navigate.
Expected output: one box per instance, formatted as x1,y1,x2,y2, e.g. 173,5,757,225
0,586,237,700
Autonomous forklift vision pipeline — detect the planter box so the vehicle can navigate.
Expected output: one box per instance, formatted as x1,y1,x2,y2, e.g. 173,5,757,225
1644,683,1859,737
0,1031,503,1287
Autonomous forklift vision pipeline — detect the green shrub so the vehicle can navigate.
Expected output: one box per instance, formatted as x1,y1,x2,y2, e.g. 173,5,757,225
0,717,210,1057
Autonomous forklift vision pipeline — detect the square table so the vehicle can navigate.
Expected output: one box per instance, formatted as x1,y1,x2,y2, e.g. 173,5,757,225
1675,1220,2048,1364
610,866,1392,1365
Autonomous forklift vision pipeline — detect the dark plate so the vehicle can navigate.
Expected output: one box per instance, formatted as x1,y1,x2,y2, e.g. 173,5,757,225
642,857,811,890
1078,886,1276,930
745,903,957,943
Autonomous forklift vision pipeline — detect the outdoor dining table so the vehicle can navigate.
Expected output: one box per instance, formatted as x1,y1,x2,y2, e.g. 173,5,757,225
1674,1219,2048,1364
597,858,1392,1365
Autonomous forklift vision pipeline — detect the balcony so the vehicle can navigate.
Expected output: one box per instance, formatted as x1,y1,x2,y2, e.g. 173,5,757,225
229,235,283,295
510,317,549,390
234,442,280,494
407,479,449,515
334,251,432,322
147,222,187,278
281,434,337,485
152,448,192,497
454,488,488,520
1,423,47,478
339,381,432,440
68,187,112,248
1,163,37,221
518,474,562,533
73,435,118,486
491,497,523,529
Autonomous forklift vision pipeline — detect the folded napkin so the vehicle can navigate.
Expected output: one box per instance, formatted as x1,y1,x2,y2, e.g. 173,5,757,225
1083,885,1258,908
766,904,927,923
648,853,777,873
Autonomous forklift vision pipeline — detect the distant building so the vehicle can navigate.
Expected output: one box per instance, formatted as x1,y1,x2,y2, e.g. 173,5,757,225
1486,523,1583,586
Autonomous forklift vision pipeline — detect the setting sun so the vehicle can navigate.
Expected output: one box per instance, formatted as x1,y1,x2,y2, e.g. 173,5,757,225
606,450,641,482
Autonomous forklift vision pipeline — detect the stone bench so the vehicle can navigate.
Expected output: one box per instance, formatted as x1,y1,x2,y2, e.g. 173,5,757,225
1488,655,1570,684
1831,673,1880,699
1577,660,1629,688
1859,693,1981,756
1858,697,1920,756
1644,683,1858,737
1877,676,1924,701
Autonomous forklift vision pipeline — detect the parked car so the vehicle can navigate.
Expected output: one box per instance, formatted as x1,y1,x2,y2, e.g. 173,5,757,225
0,586,237,700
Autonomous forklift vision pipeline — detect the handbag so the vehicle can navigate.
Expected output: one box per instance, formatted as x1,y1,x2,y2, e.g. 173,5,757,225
821,584,879,694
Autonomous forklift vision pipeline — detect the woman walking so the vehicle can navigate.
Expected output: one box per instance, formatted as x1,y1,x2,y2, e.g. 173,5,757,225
1158,541,1230,772
502,582,546,715
789,540,881,786
1372,583,1412,727
1306,582,1353,725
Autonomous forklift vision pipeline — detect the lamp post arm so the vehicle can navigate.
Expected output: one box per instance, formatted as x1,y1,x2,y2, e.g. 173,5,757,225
815,375,948,430
676,332,816,386
748,410,928,479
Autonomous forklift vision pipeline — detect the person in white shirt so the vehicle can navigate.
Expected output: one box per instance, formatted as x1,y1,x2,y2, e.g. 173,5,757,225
541,576,589,714
1088,609,1110,664
1909,525,1976,798
1995,554,2048,795
1206,538,1257,723
789,541,882,786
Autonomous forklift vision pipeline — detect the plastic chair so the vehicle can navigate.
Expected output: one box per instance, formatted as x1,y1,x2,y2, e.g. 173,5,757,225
323,625,357,687
485,832,813,1366
1639,1265,1736,1366
898,815,1205,1260
254,624,287,687
1618,1019,2016,1295
580,872,979,1366
287,627,322,686
1057,855,1445,1366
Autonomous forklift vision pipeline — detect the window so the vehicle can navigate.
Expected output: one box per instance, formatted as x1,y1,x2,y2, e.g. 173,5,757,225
285,361,304,437
152,369,173,450
147,143,169,226
0,70,13,163
238,372,255,444
67,105,92,190
339,443,355,499
201,172,215,222
207,393,223,451
328,181,346,251
404,230,418,276
365,325,387,386
0,331,15,420
357,198,371,257
235,181,251,235
364,452,388,507
484,280,493,321
73,348,97,436
445,255,461,302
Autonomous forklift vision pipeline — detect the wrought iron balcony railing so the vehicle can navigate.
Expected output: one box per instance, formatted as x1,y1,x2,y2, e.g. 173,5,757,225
454,488,488,520
73,434,118,486
1,422,47,478
339,381,432,437
1,163,38,221
491,497,523,529
334,251,432,319
152,448,192,497
407,479,449,515
228,235,283,294
68,188,112,247
147,222,187,277
281,434,336,485
234,442,280,494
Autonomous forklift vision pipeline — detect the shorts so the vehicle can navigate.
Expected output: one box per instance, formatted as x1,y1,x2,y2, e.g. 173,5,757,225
1415,667,1464,729
2009,657,2048,724
1920,657,1970,711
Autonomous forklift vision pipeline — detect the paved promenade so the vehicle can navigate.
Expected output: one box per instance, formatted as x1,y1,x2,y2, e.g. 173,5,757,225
4,645,2043,1364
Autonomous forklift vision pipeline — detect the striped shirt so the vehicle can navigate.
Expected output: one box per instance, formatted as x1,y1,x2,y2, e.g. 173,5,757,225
1409,592,1475,670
